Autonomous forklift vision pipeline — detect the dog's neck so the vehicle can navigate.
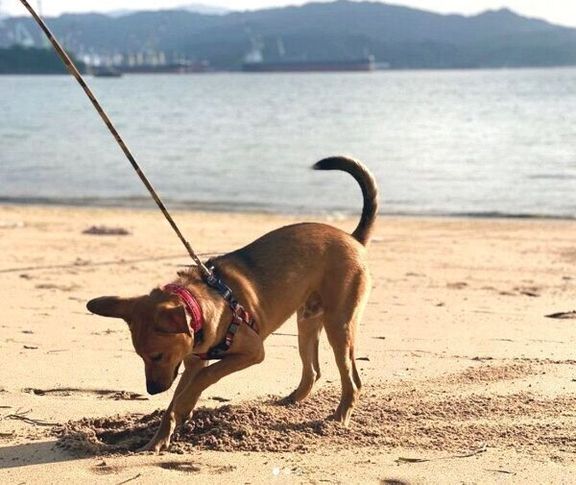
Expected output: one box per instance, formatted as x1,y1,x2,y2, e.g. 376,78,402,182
173,269,228,353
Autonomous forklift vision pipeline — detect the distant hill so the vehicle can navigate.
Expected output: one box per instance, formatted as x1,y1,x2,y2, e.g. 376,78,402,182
1,0,576,70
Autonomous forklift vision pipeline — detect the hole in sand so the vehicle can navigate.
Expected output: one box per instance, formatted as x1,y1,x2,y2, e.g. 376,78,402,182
54,363,576,455
159,462,201,473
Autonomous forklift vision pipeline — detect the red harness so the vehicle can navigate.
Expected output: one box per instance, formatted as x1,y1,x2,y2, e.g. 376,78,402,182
163,283,257,360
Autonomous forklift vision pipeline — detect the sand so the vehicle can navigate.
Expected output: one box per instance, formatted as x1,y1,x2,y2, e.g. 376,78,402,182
1,204,575,484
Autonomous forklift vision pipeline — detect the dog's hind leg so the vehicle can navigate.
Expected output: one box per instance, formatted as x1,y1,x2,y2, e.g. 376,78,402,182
285,301,323,403
325,318,362,427
323,273,369,427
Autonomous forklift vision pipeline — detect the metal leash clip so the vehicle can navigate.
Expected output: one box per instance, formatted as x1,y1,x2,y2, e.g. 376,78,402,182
204,267,235,304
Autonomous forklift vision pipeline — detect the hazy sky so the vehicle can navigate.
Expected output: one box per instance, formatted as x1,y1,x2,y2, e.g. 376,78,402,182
3,0,576,27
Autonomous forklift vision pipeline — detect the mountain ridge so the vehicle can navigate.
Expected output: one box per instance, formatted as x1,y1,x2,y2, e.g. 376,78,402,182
1,1,575,69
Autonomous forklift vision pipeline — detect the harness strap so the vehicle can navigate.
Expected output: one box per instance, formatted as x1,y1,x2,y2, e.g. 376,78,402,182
164,266,258,361
195,305,257,360
198,267,258,360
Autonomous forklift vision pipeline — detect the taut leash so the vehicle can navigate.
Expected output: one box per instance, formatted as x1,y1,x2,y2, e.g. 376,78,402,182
18,0,212,279
19,1,257,357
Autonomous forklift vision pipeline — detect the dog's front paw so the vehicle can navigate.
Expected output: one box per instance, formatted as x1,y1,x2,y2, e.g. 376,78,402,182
137,410,178,454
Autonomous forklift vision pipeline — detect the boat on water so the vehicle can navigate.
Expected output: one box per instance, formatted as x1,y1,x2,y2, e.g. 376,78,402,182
91,66,122,78
241,38,376,72
242,55,376,73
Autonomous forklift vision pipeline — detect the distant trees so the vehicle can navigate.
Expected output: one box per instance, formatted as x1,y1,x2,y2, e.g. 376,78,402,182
0,45,85,74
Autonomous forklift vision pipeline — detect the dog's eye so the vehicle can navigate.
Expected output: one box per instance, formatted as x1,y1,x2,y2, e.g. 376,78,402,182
150,353,163,362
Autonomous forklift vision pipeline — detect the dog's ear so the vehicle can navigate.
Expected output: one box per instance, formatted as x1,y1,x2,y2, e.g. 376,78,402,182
155,302,191,336
86,296,136,320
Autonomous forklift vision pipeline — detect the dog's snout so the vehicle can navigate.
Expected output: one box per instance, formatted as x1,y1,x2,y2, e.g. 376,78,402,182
146,380,165,395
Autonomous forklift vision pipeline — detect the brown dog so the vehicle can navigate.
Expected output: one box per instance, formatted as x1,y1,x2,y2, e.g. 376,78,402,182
87,156,378,452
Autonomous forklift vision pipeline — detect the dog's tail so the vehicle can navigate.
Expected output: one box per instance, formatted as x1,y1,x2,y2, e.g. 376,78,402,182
313,156,378,246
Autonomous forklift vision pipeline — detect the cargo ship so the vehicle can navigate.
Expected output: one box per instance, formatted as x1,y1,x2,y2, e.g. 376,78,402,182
242,56,375,72
241,39,376,73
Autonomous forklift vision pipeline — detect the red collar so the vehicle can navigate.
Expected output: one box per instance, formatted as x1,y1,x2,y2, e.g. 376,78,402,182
163,283,204,336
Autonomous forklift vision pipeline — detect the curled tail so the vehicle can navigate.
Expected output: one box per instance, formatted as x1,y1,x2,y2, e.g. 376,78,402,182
313,156,378,246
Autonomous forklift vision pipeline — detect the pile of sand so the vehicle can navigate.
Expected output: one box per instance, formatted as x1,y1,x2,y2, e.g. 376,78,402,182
443,362,537,384
54,363,576,456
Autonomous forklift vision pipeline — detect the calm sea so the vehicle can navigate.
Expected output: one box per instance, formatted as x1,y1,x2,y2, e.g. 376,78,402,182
1,69,575,218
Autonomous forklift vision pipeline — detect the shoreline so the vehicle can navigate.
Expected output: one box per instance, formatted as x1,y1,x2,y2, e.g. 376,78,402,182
3,66,576,75
0,200,574,223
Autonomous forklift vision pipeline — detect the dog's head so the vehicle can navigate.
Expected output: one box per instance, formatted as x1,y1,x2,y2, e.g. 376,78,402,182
86,289,193,395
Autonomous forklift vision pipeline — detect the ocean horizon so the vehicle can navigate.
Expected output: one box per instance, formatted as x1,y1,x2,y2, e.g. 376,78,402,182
1,195,575,221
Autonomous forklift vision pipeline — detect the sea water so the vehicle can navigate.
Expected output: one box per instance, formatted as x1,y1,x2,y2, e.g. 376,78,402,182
1,69,575,217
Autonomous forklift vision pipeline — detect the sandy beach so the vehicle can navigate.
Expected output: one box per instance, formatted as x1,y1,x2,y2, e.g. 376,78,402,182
0,204,575,483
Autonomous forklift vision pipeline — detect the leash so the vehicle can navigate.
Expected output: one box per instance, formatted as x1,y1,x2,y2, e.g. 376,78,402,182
18,0,212,279
20,1,258,358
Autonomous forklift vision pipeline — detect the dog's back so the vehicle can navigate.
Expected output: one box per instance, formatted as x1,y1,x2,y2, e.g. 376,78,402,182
217,156,378,275
211,156,378,334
